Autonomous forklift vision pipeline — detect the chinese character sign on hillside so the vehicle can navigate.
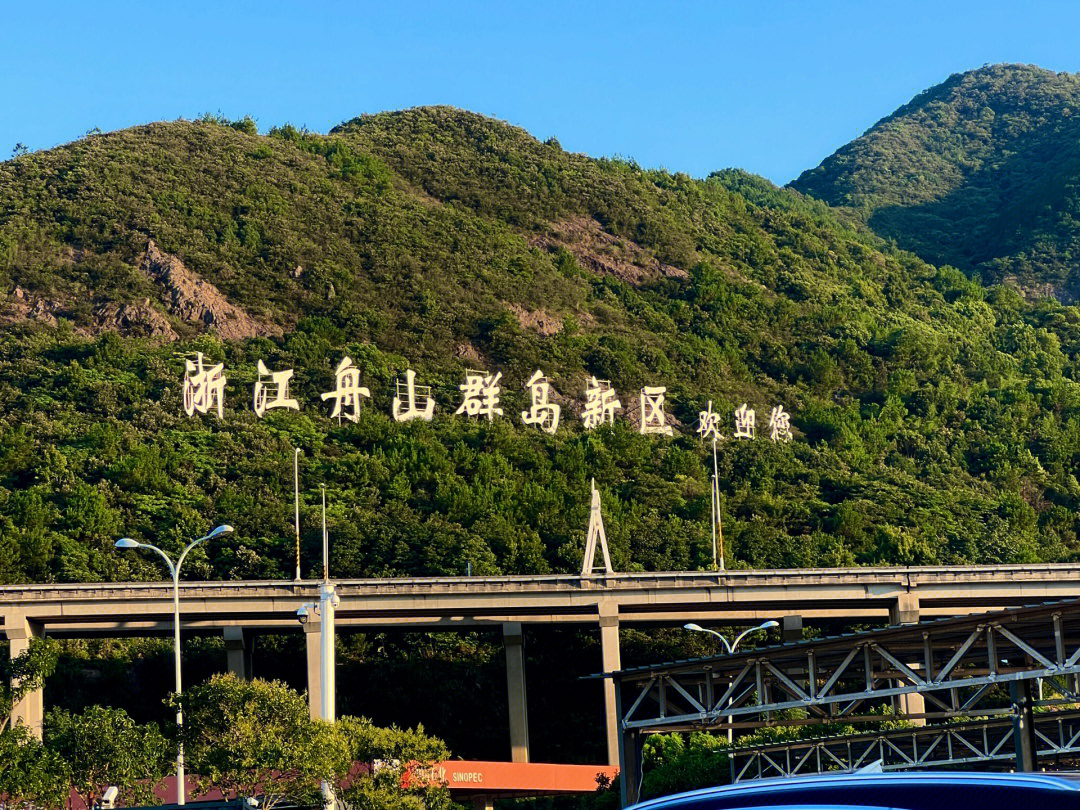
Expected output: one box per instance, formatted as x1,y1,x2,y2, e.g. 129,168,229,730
521,370,560,434
582,377,621,430
768,405,793,442
177,356,795,442
733,403,756,439
320,356,370,423
698,400,722,442
456,370,503,421
639,386,672,435
183,352,226,420
253,360,299,418
392,369,435,422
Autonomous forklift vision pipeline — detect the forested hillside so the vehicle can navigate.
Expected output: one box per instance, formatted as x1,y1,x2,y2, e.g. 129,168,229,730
1,105,1080,588
791,64,1080,302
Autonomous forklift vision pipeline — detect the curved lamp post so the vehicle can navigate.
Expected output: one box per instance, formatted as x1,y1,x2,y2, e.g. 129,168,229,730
684,620,778,742
116,525,233,805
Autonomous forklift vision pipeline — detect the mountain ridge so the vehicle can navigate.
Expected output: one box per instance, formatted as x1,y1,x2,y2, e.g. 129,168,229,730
791,63,1080,301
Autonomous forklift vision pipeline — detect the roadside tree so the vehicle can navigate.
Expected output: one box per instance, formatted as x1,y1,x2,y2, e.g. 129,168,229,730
174,673,351,810
44,705,170,807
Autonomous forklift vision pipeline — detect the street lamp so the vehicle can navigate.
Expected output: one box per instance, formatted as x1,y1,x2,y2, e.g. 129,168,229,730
684,620,778,655
116,524,233,806
684,620,778,742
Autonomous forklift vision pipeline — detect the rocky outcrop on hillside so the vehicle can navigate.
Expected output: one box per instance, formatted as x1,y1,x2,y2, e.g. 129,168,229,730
93,299,179,341
530,217,689,285
140,241,281,340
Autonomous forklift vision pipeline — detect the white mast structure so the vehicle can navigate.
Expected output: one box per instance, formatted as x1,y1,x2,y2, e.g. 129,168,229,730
581,478,614,577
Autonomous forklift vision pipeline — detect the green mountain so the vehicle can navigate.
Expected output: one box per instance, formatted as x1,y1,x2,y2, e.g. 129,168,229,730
791,64,1080,301
1,106,1080,590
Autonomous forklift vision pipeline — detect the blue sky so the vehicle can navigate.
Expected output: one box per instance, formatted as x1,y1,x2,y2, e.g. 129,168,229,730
3,1,1079,184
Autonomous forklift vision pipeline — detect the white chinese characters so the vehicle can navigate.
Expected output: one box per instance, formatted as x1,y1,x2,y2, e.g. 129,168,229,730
253,360,299,418
639,386,672,436
582,377,621,430
768,405,793,442
697,400,722,442
456,370,503,421
183,352,226,420
177,356,795,441
521,370,560,434
320,357,370,423
733,403,756,440
392,369,435,423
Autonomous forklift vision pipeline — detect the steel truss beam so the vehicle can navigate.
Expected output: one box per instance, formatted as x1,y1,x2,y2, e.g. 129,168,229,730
728,710,1080,782
612,600,1080,733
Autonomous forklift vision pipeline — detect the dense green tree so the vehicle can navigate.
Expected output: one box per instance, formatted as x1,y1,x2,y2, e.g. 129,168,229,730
44,704,169,807
337,716,452,810
174,674,351,810
0,725,71,808
0,636,58,731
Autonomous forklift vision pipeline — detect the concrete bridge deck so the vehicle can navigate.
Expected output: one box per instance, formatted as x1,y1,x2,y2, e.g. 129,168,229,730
3,563,1080,634
4,564,1080,767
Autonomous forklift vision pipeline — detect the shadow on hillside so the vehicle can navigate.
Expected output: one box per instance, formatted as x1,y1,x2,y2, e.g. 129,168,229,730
864,121,1080,301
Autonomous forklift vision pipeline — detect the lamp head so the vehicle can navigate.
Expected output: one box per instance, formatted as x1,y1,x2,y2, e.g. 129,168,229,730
208,524,234,539
761,620,780,630
115,538,140,549
683,623,704,632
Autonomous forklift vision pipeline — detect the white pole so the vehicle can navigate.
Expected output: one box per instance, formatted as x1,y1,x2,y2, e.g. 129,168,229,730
294,449,302,582
319,486,336,808
320,583,335,723
173,565,185,805
710,442,718,571
712,438,724,570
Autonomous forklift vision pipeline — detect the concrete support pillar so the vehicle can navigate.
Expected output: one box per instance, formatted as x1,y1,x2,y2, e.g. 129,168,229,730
224,627,252,680
781,615,803,644
599,601,621,767
890,592,924,725
502,622,530,763
304,620,323,720
5,616,44,739
889,593,920,626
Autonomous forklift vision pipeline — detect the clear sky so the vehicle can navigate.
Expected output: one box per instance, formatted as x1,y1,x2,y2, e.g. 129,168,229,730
3,1,1079,185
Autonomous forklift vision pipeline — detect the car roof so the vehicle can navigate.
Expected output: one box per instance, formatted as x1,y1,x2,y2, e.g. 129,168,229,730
633,771,1080,810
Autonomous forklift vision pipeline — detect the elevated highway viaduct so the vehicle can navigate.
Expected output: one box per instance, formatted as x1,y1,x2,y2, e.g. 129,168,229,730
4,564,1080,765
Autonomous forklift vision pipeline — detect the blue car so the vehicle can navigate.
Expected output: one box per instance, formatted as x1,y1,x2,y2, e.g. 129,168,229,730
630,771,1080,809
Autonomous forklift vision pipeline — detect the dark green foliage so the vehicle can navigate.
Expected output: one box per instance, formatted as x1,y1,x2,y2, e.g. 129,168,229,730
792,64,1080,300
337,716,453,810
45,704,170,807
0,724,71,808
0,636,59,724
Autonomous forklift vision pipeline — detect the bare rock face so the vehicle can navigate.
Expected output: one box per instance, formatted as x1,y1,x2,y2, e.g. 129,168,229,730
1,288,62,327
505,302,562,336
93,299,179,341
530,216,690,285
140,241,281,340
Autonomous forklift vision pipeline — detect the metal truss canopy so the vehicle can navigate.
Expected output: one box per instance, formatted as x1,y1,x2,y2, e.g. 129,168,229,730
609,600,1080,733
728,710,1080,782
